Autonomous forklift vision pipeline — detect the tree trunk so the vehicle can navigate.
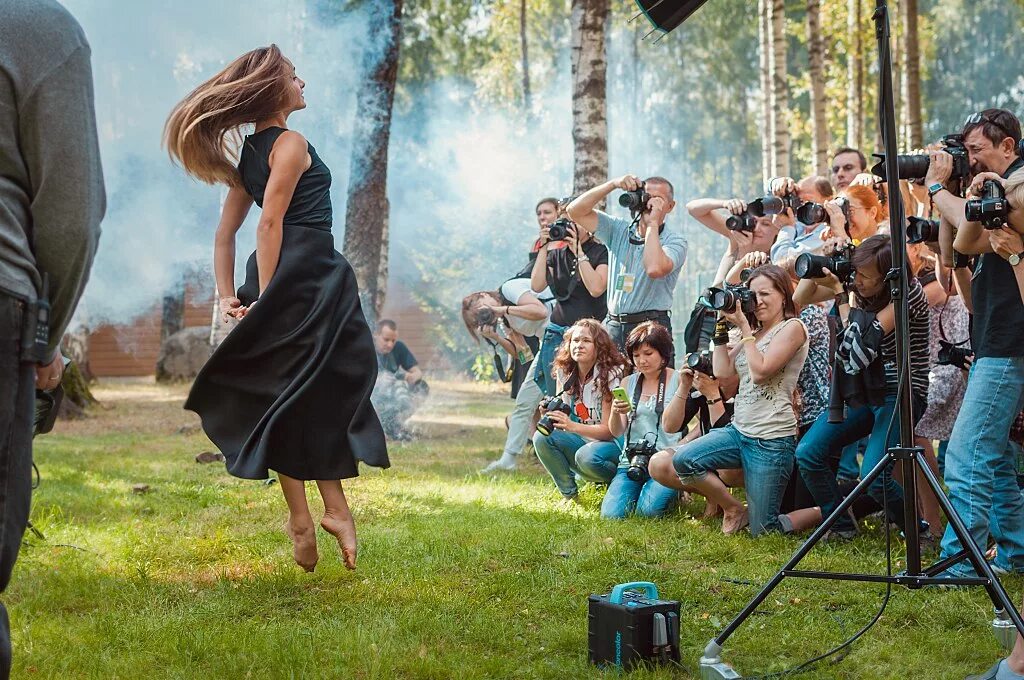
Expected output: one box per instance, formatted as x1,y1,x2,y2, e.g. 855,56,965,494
846,0,863,150
806,0,829,177
570,0,609,199
342,0,403,325
58,360,97,420
903,0,923,148
758,0,772,182
769,0,790,177
61,325,93,383
520,0,532,118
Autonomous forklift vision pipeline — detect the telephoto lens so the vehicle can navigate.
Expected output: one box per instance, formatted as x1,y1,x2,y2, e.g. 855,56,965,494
906,216,940,244
795,201,827,225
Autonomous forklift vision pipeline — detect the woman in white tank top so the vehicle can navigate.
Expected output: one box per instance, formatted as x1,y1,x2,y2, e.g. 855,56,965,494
672,264,809,536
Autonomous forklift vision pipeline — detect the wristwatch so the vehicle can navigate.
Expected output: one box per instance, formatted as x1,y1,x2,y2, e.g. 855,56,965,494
927,182,946,197
1009,252,1024,267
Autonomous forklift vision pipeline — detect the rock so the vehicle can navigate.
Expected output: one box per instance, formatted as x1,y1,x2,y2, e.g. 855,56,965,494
156,327,213,383
131,484,150,494
177,424,200,435
195,451,225,464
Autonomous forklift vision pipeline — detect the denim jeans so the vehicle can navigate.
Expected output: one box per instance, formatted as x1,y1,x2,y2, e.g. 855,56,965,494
672,424,795,536
502,357,543,457
837,440,862,481
532,430,619,498
0,294,35,678
795,392,908,534
600,467,678,519
940,357,1024,577
533,322,567,397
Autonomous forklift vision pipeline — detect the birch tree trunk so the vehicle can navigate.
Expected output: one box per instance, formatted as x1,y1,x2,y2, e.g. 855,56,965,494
570,0,609,199
520,0,532,117
903,0,923,148
758,0,772,182
846,0,864,150
807,0,829,176
343,0,404,325
769,0,790,177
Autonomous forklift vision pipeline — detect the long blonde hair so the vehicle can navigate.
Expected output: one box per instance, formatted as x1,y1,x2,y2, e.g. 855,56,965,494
164,44,293,186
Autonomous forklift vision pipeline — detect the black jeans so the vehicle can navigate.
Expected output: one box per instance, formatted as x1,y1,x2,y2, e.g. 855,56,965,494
0,293,34,679
605,312,674,367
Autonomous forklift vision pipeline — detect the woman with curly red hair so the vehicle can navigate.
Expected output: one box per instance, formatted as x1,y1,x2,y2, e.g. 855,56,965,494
531,319,626,500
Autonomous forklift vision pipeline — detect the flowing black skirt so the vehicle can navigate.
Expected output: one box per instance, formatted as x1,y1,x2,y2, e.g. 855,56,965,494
185,223,390,480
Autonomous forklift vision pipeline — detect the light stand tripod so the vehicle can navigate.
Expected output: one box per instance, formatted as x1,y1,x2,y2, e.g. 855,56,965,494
693,2,1024,677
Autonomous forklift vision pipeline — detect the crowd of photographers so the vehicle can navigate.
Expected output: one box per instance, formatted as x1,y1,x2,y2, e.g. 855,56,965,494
461,108,1024,566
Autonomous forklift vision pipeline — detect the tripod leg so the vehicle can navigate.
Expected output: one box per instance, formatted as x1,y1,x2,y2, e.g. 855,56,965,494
710,452,894,646
918,457,1024,638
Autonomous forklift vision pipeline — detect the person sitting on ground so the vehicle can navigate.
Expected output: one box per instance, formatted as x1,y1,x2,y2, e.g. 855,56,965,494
372,319,426,441
671,265,810,536
603,322,681,519
532,319,626,501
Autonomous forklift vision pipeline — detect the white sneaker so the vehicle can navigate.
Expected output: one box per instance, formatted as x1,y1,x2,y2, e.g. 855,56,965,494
481,453,518,473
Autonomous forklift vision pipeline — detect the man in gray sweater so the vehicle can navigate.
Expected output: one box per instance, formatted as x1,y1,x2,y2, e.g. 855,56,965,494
0,1,104,675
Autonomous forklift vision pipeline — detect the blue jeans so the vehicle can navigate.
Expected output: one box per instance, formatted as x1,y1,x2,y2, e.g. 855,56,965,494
601,467,678,519
533,322,567,397
532,430,619,498
795,392,906,534
940,357,1024,577
672,424,795,536
837,440,862,481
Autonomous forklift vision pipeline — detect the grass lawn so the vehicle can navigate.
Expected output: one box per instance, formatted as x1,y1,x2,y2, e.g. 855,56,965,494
10,378,1018,679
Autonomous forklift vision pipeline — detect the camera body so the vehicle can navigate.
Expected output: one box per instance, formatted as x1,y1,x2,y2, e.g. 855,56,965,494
795,196,850,228
907,216,941,244
707,283,757,314
536,396,573,436
872,134,970,181
548,217,575,241
726,194,797,232
475,306,497,327
685,351,714,378
619,182,651,214
794,243,856,283
726,212,758,232
625,438,658,482
965,180,1009,230
937,340,972,370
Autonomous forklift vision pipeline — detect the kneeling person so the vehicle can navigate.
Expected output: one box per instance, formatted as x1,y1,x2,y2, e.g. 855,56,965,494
372,319,426,440
604,322,681,519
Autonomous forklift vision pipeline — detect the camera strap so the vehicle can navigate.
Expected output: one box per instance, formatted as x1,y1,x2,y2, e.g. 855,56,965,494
626,369,666,448
935,299,970,347
482,337,513,383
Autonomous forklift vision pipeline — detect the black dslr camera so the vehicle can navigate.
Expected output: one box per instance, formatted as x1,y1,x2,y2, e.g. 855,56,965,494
937,340,973,370
619,182,651,214
795,195,851,228
706,282,757,314
725,195,795,232
872,134,971,181
794,243,856,284
548,217,575,241
965,180,1009,230
907,216,941,244
475,306,497,326
685,351,714,378
536,396,572,437
625,437,658,482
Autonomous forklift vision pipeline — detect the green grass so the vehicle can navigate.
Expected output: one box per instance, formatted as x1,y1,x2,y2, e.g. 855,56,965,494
9,379,1017,679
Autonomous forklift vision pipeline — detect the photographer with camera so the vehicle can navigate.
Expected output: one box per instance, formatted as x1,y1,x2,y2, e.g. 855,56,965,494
686,195,782,262
671,265,809,536
531,319,626,500
462,283,551,472
372,320,427,441
791,235,931,540
602,322,682,519
765,176,835,262
567,175,687,365
530,212,609,397
831,147,869,191
923,109,1024,579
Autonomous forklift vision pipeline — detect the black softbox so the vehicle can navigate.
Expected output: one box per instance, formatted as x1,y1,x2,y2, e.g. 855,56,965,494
632,0,710,34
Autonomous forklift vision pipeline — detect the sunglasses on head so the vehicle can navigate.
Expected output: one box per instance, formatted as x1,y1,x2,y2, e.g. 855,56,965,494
964,112,1018,142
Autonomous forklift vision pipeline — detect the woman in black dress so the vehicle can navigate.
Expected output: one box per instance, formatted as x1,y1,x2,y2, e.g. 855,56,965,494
164,45,389,572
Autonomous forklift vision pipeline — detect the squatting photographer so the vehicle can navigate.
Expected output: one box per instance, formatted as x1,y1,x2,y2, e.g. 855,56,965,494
925,107,1024,581
567,175,688,366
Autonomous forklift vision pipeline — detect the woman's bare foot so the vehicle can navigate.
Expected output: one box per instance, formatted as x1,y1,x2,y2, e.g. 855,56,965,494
320,510,357,570
284,521,319,572
722,506,749,535
702,499,722,519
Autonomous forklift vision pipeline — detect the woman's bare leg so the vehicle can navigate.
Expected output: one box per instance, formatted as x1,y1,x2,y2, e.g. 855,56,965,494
315,480,357,570
685,473,747,534
279,473,318,572
782,506,823,532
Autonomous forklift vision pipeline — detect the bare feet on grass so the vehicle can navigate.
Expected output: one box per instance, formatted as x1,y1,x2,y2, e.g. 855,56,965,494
702,499,722,519
321,510,357,570
285,521,319,572
722,506,749,535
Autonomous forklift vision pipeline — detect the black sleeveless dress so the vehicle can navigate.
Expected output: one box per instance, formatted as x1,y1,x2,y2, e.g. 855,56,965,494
185,127,390,480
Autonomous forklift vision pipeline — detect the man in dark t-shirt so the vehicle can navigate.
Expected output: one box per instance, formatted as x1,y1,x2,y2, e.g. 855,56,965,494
928,108,1024,581
372,320,425,440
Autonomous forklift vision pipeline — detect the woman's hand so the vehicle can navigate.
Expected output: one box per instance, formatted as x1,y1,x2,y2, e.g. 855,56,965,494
611,398,632,416
219,296,244,321
850,173,879,188
724,198,747,215
693,373,720,401
969,172,1008,198
721,301,750,332
546,410,576,433
823,201,849,239
479,325,500,341
740,251,769,270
